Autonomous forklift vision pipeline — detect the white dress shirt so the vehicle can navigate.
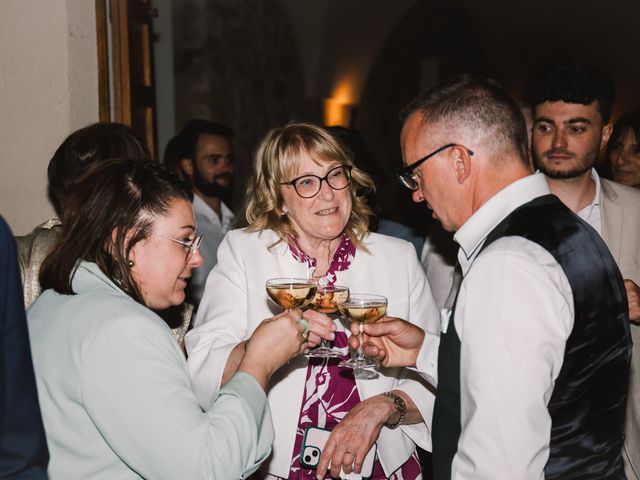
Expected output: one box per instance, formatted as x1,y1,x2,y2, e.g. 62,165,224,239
417,174,575,479
576,168,602,235
191,194,235,305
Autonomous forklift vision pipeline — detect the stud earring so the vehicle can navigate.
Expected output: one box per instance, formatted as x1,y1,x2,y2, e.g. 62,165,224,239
282,207,289,215
128,260,134,268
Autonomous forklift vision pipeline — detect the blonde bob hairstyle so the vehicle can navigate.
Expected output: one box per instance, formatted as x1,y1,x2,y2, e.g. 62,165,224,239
245,122,375,249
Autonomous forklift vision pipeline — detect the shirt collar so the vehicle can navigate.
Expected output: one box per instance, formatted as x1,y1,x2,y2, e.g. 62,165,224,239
454,173,551,266
192,193,234,224
71,261,127,296
532,167,601,210
584,167,602,210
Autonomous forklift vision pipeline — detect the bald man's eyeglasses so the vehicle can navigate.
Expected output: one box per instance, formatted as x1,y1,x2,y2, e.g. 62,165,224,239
396,143,474,190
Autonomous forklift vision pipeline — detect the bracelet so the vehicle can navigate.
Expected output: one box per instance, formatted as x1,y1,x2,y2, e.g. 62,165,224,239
382,391,406,429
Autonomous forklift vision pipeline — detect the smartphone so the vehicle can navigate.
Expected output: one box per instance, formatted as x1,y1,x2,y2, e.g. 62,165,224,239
300,427,376,479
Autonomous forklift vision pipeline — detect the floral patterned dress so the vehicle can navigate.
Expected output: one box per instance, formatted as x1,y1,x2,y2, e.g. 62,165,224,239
267,235,422,480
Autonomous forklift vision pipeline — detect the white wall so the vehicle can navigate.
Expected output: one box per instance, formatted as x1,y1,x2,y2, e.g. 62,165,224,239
0,0,98,235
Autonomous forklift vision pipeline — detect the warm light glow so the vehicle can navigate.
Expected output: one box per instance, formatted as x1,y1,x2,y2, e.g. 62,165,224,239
332,78,354,104
324,98,353,127
324,76,356,126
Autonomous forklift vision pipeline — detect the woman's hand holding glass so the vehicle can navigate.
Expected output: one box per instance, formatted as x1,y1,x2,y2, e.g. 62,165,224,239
264,277,336,354
306,285,349,358
301,309,337,348
239,309,309,389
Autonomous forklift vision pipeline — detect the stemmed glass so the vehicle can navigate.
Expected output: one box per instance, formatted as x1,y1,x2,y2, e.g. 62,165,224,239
339,293,388,369
306,285,350,358
265,278,317,311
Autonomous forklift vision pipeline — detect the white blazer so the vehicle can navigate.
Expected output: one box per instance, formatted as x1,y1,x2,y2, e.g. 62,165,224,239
186,229,440,477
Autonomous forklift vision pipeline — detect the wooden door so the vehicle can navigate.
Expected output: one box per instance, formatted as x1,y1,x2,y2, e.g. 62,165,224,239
97,0,158,158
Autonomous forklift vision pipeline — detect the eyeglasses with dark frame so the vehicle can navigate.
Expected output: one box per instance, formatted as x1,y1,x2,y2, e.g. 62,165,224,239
163,234,203,261
280,165,352,198
396,143,474,191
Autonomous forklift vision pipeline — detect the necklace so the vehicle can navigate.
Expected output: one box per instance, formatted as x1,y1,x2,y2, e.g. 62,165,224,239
289,235,355,288
311,245,333,280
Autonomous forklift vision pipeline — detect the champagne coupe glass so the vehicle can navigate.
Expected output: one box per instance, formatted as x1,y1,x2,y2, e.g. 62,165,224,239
265,278,317,312
306,285,350,358
339,293,388,369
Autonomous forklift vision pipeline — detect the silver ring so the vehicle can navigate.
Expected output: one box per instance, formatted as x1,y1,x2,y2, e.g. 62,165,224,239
296,318,310,338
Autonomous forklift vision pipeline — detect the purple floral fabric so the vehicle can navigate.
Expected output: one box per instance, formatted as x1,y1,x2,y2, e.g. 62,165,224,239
268,236,422,479
288,234,355,288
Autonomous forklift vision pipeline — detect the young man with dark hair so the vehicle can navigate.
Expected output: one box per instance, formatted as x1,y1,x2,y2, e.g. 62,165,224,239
175,119,236,306
531,64,640,480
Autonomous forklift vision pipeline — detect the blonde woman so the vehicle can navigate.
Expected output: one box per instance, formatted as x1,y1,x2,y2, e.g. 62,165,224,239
187,123,439,479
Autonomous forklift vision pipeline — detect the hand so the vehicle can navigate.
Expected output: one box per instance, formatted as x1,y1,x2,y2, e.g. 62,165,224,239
348,316,425,368
302,309,336,348
315,395,395,479
625,279,640,323
239,309,308,389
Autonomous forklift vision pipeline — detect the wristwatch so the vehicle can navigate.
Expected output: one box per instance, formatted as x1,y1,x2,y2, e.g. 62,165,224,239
382,391,406,429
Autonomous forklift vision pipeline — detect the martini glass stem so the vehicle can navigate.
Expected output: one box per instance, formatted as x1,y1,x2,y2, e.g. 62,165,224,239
357,323,365,361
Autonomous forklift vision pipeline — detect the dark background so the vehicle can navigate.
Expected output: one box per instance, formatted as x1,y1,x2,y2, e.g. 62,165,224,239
170,0,640,235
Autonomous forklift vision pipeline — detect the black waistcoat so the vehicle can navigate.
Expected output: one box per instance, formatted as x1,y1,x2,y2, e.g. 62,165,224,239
432,194,632,480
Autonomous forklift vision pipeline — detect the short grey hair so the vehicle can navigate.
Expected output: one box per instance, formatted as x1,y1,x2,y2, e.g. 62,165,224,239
400,74,529,166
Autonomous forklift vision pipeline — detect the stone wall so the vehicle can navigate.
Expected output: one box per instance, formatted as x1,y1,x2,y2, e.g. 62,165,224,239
173,0,317,216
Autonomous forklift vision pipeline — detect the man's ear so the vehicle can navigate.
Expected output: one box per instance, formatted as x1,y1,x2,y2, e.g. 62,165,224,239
180,158,194,178
601,123,613,150
451,145,472,184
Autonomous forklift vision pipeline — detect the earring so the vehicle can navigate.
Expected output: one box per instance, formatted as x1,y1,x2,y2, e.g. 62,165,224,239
128,260,134,268
282,207,289,215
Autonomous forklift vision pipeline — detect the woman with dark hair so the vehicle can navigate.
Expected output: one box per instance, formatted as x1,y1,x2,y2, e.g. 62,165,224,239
607,107,640,189
16,122,149,308
187,123,439,479
27,159,327,479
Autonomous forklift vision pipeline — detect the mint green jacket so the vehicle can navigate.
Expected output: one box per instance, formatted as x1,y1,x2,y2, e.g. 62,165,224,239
28,261,272,479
